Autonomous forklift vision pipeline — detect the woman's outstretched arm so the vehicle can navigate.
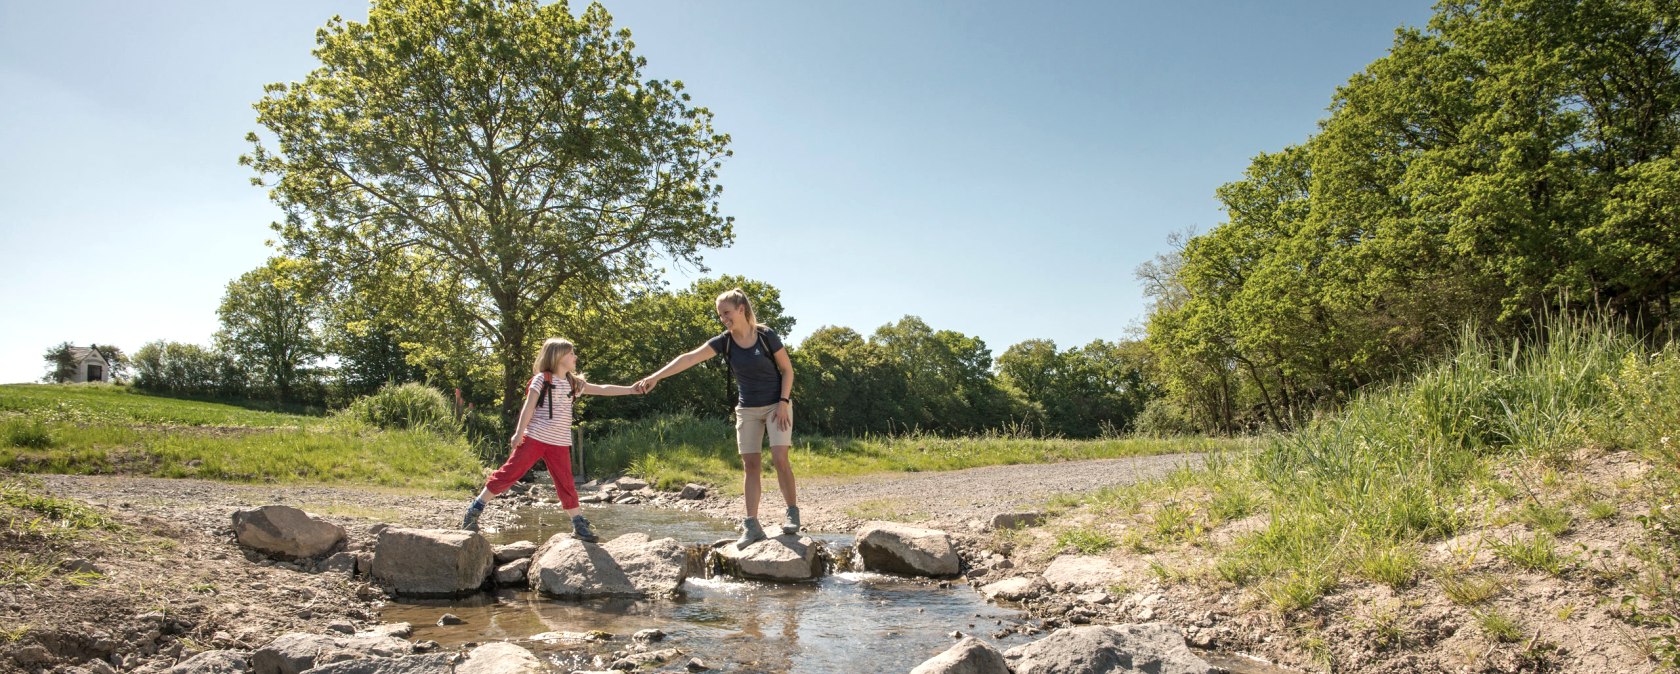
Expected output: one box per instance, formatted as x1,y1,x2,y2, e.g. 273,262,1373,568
636,343,715,392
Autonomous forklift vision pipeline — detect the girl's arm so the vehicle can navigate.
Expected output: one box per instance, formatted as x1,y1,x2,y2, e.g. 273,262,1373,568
509,380,541,449
637,343,715,391
579,382,641,397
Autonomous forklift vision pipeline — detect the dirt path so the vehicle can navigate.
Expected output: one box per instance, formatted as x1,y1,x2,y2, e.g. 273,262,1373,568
692,452,1207,531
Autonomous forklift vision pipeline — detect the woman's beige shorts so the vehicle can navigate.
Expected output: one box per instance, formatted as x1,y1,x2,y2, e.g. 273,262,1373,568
734,404,792,454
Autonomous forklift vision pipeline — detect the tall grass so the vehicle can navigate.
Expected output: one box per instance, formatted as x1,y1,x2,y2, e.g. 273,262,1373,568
1087,315,1680,613
580,413,1250,491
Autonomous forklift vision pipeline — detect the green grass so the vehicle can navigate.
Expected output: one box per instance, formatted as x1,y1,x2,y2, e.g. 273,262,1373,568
1,422,482,491
1055,526,1118,555
0,383,319,427
1516,500,1574,536
1439,572,1503,605
0,476,119,534
583,412,1251,491
1057,314,1680,613
1474,608,1524,643
0,386,482,492
1489,532,1571,575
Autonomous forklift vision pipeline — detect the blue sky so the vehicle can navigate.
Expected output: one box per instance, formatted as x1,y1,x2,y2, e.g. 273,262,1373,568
0,1,1436,384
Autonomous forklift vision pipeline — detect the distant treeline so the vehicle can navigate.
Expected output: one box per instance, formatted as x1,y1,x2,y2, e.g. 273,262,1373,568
1137,0,1680,433
135,273,1162,439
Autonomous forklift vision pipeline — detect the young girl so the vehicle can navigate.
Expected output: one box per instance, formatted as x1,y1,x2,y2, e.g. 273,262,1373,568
636,288,799,547
461,338,641,541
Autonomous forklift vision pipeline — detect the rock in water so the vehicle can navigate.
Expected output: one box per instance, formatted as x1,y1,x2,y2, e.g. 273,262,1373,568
910,636,1010,674
370,528,493,597
854,522,960,577
525,534,639,598
712,535,824,581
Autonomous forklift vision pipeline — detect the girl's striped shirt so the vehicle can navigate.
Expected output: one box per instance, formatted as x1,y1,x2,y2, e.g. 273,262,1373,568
524,372,573,446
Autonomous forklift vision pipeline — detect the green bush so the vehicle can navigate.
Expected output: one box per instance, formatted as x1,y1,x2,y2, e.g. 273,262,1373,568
1133,398,1196,437
339,383,457,435
3,419,55,449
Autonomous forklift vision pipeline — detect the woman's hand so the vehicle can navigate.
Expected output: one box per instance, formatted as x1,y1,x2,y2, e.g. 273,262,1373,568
773,401,792,431
509,435,520,452
635,377,659,394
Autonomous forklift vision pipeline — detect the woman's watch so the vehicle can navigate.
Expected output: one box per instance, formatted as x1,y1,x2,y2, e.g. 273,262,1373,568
778,397,791,404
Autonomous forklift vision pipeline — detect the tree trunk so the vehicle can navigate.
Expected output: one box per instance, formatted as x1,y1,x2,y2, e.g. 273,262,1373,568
497,315,529,424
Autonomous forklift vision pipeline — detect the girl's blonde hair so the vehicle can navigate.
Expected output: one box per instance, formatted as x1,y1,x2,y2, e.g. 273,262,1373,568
532,338,586,397
716,287,766,329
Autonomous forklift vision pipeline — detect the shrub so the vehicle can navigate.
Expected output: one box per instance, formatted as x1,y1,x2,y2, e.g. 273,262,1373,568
339,383,457,435
1133,398,1196,437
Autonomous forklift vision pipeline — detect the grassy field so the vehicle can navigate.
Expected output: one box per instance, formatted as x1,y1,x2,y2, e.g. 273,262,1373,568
1043,317,1680,665
1,383,1242,496
0,384,482,492
582,413,1254,492
0,383,319,427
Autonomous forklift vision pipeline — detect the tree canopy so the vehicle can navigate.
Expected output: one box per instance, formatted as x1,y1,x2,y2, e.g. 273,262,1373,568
1143,0,1680,432
244,0,733,419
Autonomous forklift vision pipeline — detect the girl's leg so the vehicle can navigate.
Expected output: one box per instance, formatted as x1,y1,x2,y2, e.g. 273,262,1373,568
542,443,595,541
463,438,543,530
485,438,545,497
541,443,580,510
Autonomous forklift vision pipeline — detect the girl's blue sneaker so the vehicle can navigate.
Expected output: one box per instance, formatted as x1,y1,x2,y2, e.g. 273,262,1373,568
461,499,486,532
571,514,598,543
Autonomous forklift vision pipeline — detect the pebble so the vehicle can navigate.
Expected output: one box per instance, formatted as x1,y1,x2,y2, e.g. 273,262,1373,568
438,613,466,626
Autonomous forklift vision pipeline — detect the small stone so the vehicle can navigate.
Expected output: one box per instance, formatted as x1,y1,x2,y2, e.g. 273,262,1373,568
948,630,963,639
326,620,355,634
413,640,440,652
632,628,665,643
685,657,710,672
438,613,466,626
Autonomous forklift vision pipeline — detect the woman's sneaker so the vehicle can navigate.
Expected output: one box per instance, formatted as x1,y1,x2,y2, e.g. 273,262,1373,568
571,515,599,543
737,517,767,548
781,506,802,535
461,499,486,532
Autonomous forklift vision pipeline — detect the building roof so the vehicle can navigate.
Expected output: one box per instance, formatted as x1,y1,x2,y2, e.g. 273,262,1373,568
69,347,105,364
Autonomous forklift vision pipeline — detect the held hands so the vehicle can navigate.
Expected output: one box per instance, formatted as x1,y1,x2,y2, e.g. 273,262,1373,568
633,377,659,394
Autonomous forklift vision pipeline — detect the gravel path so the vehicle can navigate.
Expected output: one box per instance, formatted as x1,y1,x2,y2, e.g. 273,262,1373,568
33,452,1206,536
696,452,1207,531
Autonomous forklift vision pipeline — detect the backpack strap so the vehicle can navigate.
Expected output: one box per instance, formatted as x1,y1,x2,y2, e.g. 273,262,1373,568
533,372,555,419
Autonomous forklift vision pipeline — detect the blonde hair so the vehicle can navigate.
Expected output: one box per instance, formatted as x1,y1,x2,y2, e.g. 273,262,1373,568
716,287,765,329
532,338,586,397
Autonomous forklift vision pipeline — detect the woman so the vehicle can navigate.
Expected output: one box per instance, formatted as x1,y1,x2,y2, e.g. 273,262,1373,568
637,288,799,546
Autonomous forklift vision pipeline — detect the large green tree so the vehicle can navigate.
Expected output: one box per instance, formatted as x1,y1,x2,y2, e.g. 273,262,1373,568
1143,0,1680,431
245,0,733,420
215,257,324,402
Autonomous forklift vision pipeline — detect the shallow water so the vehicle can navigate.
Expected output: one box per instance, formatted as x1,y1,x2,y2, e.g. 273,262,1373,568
379,504,1294,673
